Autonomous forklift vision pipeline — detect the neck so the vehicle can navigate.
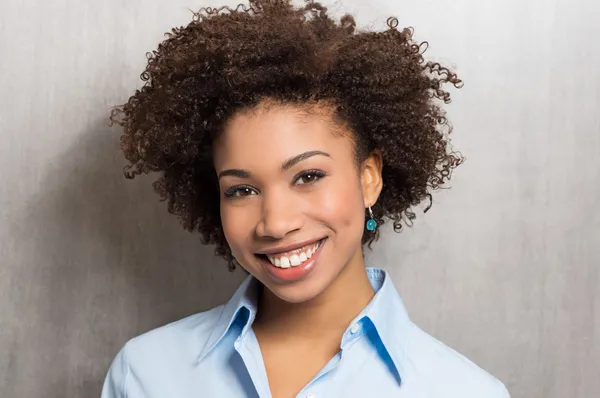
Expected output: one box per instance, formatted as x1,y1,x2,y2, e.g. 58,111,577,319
254,250,375,341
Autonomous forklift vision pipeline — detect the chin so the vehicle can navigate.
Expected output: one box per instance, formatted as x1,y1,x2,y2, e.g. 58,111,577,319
265,278,330,303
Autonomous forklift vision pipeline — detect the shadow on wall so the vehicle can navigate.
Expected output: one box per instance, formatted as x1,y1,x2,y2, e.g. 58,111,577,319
10,117,244,398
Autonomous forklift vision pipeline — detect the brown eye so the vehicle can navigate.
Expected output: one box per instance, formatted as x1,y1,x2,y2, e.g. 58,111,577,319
224,185,257,198
294,170,326,185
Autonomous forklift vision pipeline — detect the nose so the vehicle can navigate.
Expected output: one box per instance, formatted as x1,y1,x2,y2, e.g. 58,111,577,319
255,192,303,240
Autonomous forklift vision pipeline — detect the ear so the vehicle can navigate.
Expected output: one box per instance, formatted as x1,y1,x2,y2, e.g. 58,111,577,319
360,149,383,208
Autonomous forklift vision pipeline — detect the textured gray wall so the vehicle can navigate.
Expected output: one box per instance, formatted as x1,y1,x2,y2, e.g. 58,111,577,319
1,0,598,397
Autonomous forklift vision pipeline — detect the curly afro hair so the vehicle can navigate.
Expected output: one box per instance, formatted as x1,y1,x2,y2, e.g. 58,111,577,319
109,0,464,271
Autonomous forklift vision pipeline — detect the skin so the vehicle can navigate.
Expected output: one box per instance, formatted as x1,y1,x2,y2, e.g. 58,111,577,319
213,99,383,397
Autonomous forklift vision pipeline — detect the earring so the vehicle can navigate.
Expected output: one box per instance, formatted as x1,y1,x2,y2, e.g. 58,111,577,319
366,206,377,231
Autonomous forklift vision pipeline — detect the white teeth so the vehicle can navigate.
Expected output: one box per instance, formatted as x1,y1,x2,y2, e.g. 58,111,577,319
264,240,321,269
290,255,301,266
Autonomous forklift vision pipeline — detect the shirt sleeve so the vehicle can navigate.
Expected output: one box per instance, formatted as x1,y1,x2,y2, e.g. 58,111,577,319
101,343,130,398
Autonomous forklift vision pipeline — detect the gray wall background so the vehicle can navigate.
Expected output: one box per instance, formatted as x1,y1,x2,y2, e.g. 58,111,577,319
1,0,598,397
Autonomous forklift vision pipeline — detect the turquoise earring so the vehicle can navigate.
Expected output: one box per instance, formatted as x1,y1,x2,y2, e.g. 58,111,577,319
366,206,377,231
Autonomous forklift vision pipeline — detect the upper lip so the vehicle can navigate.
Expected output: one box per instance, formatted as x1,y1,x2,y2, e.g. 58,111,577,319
255,237,325,255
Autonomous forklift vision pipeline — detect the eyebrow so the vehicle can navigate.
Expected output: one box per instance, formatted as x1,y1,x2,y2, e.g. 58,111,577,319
217,150,331,180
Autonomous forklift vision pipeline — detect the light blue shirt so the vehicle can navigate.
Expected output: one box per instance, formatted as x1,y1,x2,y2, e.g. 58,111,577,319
101,267,509,397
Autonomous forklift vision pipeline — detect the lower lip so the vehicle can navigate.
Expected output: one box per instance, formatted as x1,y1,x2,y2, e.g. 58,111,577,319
259,239,326,283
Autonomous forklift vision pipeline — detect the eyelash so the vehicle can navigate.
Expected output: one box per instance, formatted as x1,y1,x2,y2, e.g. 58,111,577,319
223,169,327,199
295,169,327,185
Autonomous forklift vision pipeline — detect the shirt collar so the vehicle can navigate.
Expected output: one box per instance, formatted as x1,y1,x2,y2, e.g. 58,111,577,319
197,267,411,384
197,273,258,362
357,267,411,384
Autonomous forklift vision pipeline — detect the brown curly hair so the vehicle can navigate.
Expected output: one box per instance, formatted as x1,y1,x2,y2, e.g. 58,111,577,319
109,0,464,271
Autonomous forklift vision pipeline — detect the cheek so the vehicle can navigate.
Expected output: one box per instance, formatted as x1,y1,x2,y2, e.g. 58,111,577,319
314,175,364,230
220,204,254,257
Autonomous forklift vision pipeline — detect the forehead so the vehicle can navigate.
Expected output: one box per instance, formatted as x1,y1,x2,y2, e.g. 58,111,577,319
213,102,354,170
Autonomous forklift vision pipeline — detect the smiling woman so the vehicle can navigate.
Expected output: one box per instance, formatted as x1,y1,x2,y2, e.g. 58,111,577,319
102,1,509,397
214,101,382,304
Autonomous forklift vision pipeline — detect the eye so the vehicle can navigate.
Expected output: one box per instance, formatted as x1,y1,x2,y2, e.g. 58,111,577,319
294,169,326,185
224,185,258,198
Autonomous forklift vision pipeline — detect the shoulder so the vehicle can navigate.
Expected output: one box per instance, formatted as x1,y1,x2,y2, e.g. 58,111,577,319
123,304,224,363
102,305,225,397
405,324,510,397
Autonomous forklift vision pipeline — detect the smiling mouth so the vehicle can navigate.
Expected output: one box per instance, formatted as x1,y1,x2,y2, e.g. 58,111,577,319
256,239,325,269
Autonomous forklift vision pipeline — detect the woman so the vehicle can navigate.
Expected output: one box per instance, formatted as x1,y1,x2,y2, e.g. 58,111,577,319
102,1,509,397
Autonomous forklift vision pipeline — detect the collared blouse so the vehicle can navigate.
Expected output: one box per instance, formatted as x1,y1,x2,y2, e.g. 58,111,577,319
102,267,510,398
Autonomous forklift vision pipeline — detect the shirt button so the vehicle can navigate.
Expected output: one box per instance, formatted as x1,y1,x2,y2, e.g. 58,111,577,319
306,393,316,398
350,323,360,334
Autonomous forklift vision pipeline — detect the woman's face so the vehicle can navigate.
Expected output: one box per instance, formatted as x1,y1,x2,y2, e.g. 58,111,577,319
213,101,381,303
